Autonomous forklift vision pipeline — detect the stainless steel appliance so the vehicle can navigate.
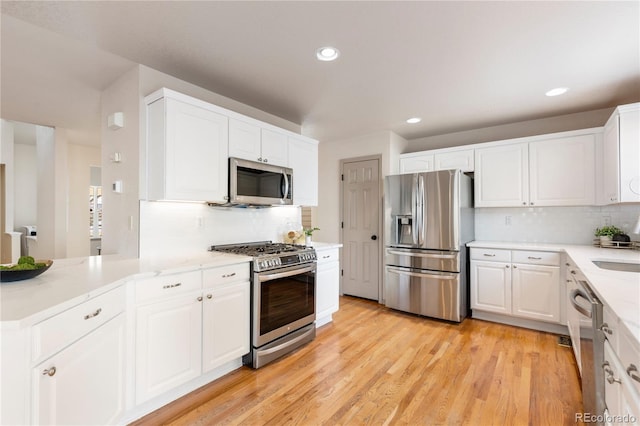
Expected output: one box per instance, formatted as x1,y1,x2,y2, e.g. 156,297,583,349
209,241,316,368
227,157,293,206
569,273,606,422
383,169,474,322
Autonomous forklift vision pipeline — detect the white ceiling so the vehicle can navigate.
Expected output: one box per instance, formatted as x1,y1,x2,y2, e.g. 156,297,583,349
1,1,639,146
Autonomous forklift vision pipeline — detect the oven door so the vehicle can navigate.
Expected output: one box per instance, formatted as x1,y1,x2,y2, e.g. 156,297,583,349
253,263,316,348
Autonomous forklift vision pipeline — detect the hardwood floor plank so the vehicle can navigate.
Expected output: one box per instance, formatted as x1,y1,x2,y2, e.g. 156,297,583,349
131,296,583,426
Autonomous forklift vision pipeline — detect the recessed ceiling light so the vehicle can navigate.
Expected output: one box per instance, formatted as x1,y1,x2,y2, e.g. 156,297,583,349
545,87,569,97
316,46,340,61
406,117,422,124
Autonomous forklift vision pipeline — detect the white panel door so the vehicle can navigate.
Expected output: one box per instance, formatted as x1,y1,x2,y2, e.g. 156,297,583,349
33,315,125,425
474,143,529,207
135,291,203,404
316,257,340,325
470,260,511,314
202,281,250,373
261,129,289,166
618,107,640,202
342,159,380,301
165,98,228,201
529,135,595,206
229,118,261,162
511,263,560,323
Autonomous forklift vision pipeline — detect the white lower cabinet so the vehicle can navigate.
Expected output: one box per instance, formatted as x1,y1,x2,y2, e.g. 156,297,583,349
135,291,203,404
315,247,340,327
202,280,250,373
134,264,250,405
470,248,561,326
32,313,126,425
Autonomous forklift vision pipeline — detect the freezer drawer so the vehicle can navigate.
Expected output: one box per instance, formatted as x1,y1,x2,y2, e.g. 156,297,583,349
386,247,460,273
385,266,465,322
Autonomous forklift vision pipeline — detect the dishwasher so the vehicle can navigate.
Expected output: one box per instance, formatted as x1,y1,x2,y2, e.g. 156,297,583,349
569,270,606,422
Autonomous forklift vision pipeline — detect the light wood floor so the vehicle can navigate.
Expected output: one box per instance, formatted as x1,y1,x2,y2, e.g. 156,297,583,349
132,296,583,426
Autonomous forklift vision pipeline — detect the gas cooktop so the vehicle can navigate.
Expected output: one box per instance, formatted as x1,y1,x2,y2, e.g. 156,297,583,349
209,241,316,272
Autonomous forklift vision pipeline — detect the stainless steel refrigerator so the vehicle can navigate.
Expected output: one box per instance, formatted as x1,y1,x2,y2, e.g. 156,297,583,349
383,169,474,322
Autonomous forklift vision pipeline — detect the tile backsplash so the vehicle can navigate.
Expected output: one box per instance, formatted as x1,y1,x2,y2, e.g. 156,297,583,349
475,204,640,244
139,201,302,258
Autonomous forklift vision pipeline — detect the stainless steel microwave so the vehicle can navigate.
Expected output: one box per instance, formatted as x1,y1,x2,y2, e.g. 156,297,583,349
229,157,293,205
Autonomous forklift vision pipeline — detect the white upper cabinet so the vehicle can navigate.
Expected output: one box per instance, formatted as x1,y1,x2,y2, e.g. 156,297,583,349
400,154,434,173
399,148,474,174
228,118,289,167
288,136,319,206
475,143,529,207
529,134,595,206
475,130,597,207
602,103,640,204
146,93,229,202
434,149,474,172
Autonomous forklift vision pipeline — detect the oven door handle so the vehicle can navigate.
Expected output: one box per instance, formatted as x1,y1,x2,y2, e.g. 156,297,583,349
570,288,592,318
258,264,316,282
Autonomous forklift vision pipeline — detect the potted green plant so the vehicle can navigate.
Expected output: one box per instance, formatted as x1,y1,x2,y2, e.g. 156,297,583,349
304,227,320,245
594,225,624,246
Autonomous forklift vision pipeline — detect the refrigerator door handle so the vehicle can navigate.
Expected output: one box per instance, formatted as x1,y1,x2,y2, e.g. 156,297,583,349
418,175,425,246
387,249,457,260
386,266,457,280
411,175,418,245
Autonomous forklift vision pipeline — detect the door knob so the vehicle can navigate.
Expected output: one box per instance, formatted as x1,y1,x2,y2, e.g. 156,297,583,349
371,235,378,241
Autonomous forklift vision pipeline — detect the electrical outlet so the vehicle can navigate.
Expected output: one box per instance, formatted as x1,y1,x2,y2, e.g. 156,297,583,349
505,215,512,226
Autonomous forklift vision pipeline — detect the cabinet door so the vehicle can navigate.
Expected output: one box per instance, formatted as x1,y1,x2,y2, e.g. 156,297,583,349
288,137,318,206
229,118,261,162
33,314,125,425
618,107,640,202
202,282,250,373
470,261,511,314
316,259,340,326
474,143,529,207
603,116,621,204
165,98,229,201
261,129,289,166
511,264,560,323
135,291,203,404
400,154,434,173
529,135,596,206
434,149,474,172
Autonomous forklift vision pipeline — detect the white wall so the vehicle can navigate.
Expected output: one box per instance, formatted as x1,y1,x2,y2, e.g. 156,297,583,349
315,130,407,244
13,143,37,230
475,204,640,244
1,121,15,233
67,144,101,257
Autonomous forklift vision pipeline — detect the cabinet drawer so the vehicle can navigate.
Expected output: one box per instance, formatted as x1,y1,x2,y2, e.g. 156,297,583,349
32,285,126,363
619,324,640,396
470,248,511,262
203,263,250,288
135,270,202,303
512,250,560,266
316,248,339,263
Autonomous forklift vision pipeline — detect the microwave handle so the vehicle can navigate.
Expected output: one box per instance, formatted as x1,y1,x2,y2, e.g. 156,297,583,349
281,171,290,200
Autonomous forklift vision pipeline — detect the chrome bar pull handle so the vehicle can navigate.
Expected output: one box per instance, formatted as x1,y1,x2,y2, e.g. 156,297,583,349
84,308,102,320
222,273,236,278
163,283,182,289
627,364,640,383
528,256,542,260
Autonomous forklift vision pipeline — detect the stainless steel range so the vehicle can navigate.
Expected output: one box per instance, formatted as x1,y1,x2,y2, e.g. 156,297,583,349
209,241,317,368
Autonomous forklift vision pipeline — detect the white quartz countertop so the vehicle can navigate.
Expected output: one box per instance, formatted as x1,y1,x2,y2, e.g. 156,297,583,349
0,252,252,329
468,241,640,343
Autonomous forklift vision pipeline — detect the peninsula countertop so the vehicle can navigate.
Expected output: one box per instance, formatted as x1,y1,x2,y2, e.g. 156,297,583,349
1,252,252,329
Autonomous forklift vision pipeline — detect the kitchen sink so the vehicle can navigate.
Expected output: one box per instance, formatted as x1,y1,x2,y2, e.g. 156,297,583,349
592,260,640,273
